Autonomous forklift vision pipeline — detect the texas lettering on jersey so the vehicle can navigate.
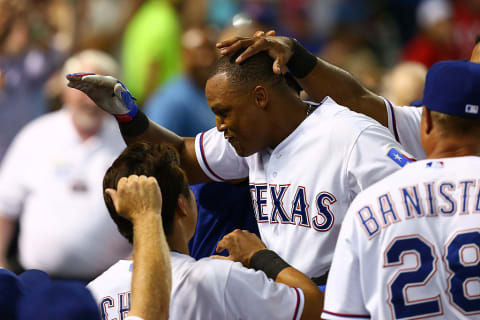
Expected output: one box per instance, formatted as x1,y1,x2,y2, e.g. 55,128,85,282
249,183,337,231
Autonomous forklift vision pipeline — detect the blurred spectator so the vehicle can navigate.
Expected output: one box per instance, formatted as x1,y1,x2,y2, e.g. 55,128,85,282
218,14,266,40
144,27,216,137
403,0,459,67
381,61,427,106
320,26,383,93
452,0,480,59
0,50,132,281
72,0,144,55
0,2,64,163
386,0,423,45
122,0,183,104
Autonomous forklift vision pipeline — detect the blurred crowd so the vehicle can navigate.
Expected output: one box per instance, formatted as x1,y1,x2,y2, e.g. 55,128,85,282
1,0,480,161
0,0,479,318
1,0,480,307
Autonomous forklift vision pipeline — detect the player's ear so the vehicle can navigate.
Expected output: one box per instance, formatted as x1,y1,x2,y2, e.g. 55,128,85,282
176,194,189,218
253,85,268,109
422,107,433,134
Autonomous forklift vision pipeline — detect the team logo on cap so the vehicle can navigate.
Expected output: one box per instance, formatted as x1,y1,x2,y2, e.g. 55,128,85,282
465,104,479,114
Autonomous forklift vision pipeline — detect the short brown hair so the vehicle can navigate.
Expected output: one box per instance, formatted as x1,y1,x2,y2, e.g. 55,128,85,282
103,142,191,243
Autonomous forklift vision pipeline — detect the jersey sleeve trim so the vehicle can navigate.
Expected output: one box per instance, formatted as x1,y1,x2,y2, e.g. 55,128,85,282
198,131,226,182
322,309,370,319
384,98,400,144
292,287,302,320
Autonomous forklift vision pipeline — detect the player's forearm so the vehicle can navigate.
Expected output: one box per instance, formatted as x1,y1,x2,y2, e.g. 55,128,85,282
275,267,324,320
130,213,171,320
297,58,388,126
122,119,185,149
122,120,210,185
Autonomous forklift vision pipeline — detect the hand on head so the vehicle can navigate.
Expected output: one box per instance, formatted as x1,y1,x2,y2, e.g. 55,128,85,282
216,30,292,75
105,175,163,223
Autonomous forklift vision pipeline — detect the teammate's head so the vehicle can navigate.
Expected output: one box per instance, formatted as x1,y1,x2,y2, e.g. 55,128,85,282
418,60,480,155
205,49,293,156
103,142,193,243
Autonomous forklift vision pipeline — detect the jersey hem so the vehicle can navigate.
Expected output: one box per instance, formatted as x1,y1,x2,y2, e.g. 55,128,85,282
322,309,370,319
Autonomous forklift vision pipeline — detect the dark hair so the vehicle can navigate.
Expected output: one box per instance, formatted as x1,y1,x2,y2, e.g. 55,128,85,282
209,48,288,91
431,111,480,137
103,142,190,243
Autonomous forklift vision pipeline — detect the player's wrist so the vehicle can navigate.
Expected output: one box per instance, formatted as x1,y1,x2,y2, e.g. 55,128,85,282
249,249,291,280
286,39,317,79
118,110,150,137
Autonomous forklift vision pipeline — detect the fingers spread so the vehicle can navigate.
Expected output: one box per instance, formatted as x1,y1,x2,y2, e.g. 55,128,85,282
235,39,269,63
216,36,247,49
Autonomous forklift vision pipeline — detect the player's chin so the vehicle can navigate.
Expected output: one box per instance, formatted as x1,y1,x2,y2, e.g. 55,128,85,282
229,140,253,157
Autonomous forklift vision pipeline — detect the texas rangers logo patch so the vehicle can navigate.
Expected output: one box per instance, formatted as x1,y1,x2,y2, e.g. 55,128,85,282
387,148,415,167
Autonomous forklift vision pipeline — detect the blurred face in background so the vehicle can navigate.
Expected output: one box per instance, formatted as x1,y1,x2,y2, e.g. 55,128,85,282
63,81,106,139
182,28,218,88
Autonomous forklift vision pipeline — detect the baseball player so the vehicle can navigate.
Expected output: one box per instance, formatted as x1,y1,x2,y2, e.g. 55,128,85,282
88,141,323,320
218,33,480,162
322,60,480,319
68,47,411,283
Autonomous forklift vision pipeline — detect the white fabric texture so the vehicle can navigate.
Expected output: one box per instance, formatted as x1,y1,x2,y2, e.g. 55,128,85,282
88,252,304,320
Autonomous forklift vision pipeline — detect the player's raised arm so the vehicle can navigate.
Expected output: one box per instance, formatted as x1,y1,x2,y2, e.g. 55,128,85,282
217,33,388,126
66,73,210,184
215,229,324,320
106,175,171,320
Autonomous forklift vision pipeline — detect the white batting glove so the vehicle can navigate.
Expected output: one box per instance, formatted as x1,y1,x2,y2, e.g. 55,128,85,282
66,73,139,122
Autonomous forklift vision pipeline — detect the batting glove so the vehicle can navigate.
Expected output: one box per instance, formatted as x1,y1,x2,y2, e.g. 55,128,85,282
66,73,138,122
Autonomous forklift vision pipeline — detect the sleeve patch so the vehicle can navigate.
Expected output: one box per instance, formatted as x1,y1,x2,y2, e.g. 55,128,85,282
387,148,415,167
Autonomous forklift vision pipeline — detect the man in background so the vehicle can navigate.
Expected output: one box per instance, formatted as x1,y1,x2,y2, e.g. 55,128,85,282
0,50,131,281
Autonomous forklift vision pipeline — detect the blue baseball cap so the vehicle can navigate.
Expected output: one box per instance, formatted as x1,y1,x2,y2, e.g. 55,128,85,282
416,60,480,117
17,280,100,320
0,268,26,320
18,269,51,292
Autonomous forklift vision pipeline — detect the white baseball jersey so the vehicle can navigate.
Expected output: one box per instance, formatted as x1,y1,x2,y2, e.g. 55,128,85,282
323,156,480,320
88,252,304,320
384,98,425,160
195,97,412,278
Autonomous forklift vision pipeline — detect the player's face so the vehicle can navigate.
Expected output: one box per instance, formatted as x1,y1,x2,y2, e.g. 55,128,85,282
206,73,268,157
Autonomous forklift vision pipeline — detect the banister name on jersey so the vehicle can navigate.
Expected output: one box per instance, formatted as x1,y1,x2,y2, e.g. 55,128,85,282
195,97,412,278
323,157,480,320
